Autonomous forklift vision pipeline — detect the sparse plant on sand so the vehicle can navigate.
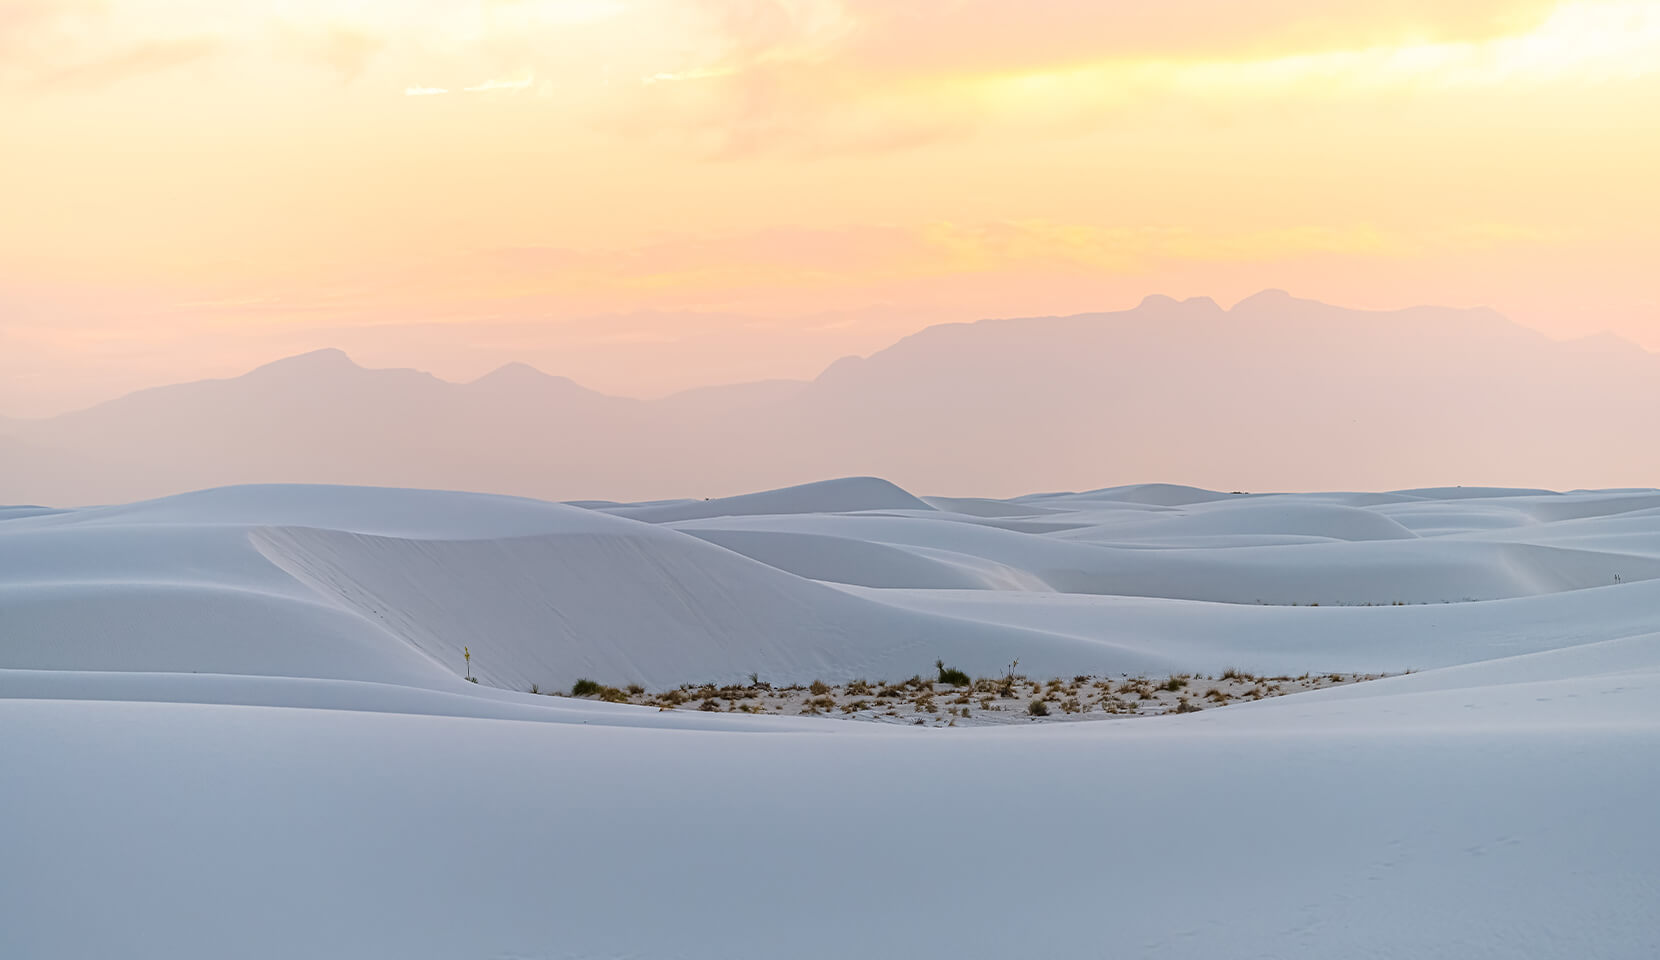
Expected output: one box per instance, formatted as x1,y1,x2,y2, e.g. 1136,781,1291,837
571,678,600,697
1027,698,1049,717
936,660,972,686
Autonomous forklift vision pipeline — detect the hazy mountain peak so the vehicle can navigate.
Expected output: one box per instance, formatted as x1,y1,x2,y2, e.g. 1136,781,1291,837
814,354,866,384
1230,288,1300,312
471,361,557,386
1135,293,1224,316
249,348,360,376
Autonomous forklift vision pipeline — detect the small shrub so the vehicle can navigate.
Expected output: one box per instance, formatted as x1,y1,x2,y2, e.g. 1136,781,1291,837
699,698,721,711
1159,675,1187,692
1172,697,1202,714
936,660,971,686
626,683,644,696
845,679,872,696
1027,698,1049,717
570,678,601,697
529,682,540,695
842,700,870,714
598,686,630,703
809,680,831,696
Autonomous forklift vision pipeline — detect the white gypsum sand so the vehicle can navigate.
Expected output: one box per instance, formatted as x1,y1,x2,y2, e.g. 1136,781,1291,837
2,479,1658,959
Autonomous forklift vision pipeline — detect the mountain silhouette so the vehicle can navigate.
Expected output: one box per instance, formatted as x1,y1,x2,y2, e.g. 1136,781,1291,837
4,292,1657,505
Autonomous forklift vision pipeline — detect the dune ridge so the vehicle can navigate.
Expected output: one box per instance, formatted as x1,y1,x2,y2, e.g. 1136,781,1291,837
4,478,1659,959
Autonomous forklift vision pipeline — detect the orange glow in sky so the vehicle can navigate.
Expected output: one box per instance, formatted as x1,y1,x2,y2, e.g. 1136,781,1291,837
2,0,1657,414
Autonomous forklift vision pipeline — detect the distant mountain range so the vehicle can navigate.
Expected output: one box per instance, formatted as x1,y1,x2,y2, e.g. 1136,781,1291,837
5,291,1658,505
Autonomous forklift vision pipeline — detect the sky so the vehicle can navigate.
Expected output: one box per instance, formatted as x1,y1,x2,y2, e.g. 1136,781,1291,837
2,0,1658,416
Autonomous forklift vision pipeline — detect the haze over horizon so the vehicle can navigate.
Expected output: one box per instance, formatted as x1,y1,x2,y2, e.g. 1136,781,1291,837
7,289,1659,505
7,288,1657,419
4,0,1658,419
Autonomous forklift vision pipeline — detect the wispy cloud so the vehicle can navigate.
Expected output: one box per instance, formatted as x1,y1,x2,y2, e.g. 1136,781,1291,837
34,35,220,92
641,66,733,84
464,76,534,92
276,22,385,83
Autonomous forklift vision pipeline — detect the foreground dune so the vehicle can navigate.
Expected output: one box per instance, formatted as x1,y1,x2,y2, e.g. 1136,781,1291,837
2,479,1657,958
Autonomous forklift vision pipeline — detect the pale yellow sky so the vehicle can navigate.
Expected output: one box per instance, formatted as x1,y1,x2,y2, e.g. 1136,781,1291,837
2,0,1657,415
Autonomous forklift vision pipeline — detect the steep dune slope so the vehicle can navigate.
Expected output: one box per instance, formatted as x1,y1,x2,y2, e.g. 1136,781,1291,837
251,519,1146,691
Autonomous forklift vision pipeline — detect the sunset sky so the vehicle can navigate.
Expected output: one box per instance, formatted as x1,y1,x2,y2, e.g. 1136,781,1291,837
3,0,1658,415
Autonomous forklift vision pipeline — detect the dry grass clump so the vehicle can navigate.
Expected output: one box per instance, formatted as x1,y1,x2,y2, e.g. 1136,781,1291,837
543,665,1387,727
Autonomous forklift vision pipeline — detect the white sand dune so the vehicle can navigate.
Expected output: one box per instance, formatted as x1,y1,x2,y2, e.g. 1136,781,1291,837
597,475,936,523
3,479,1658,958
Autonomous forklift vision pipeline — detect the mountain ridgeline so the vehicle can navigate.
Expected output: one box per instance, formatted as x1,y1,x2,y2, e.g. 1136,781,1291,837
4,291,1657,505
